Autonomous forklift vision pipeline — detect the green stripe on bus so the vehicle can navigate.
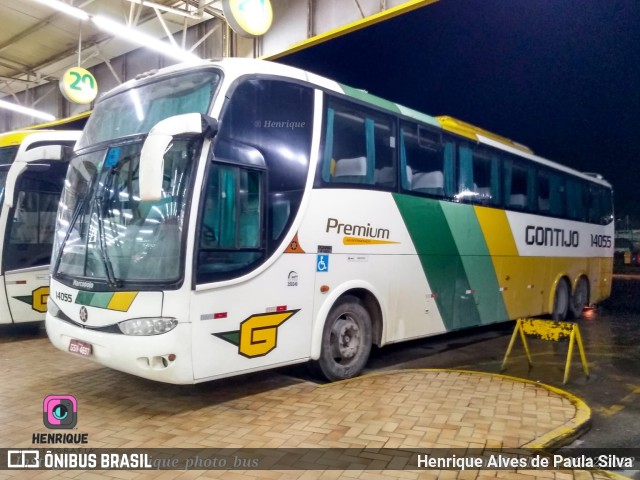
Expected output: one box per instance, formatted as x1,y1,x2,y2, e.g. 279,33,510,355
392,194,481,331
340,84,402,113
339,84,440,126
440,202,509,325
75,291,112,309
396,104,441,127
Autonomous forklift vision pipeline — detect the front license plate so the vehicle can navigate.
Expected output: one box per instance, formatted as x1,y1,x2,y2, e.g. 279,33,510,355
68,339,92,357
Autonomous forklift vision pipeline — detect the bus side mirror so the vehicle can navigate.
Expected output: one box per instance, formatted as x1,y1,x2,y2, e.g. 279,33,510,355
139,113,218,202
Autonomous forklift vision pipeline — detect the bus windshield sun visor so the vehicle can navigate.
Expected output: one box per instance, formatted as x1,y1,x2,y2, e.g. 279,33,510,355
139,113,218,202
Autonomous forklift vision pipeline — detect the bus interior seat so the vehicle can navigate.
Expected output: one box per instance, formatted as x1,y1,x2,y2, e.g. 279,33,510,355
332,156,368,183
405,166,413,186
411,170,444,196
374,166,395,186
509,194,527,208
477,186,492,200
538,197,550,212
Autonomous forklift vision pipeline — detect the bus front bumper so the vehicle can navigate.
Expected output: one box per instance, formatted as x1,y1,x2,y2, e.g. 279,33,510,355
45,314,195,384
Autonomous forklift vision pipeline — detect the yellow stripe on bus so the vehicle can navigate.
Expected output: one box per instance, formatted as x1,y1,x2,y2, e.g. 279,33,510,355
474,206,543,317
474,206,518,256
474,206,612,317
0,131,34,147
343,237,400,245
107,292,138,312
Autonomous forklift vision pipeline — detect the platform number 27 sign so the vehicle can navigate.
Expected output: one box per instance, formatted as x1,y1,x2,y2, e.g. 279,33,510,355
60,67,98,104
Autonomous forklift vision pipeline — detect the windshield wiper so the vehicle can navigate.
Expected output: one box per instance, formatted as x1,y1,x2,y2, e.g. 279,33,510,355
94,190,120,289
53,187,92,275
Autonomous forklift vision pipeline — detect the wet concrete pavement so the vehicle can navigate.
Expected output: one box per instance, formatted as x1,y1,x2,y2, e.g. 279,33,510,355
1,273,638,479
358,273,640,477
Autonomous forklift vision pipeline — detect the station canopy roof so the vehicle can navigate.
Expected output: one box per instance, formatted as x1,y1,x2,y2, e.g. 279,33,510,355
0,0,218,98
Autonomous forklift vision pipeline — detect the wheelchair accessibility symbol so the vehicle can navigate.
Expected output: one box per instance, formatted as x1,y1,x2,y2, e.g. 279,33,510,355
316,254,329,272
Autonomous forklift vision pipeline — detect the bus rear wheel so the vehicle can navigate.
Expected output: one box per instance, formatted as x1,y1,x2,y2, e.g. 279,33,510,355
568,277,589,319
314,295,372,382
552,279,570,321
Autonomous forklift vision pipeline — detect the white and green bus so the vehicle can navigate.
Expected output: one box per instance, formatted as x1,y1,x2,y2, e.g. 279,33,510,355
0,129,81,325
46,59,613,383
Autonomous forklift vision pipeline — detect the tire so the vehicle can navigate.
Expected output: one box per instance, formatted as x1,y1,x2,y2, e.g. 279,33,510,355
314,295,372,382
568,277,589,319
552,278,570,321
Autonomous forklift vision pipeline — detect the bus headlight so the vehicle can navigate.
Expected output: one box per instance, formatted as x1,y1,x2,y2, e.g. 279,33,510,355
118,317,178,336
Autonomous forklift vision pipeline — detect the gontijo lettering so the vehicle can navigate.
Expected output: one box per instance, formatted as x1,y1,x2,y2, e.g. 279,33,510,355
525,225,579,247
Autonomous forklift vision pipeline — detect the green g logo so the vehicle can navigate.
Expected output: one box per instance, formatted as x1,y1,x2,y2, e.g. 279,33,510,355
214,309,299,358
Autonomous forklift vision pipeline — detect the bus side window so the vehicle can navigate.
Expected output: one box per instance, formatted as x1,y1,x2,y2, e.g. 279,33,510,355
537,170,551,214
322,98,395,188
399,121,446,197
566,178,587,221
588,184,613,225
196,164,263,283
214,78,313,258
504,158,534,211
549,172,566,217
455,145,500,205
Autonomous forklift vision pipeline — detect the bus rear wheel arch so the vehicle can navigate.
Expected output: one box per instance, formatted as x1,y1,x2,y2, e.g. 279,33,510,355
313,294,373,382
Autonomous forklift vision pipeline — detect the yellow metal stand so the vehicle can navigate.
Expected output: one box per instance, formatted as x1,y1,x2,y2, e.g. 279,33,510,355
501,318,589,384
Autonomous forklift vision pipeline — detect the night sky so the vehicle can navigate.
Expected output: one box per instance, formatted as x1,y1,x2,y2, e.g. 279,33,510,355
276,0,640,227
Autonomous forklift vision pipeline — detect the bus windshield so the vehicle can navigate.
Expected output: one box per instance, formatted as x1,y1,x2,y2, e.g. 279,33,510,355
53,138,200,288
52,68,220,289
0,146,18,166
0,167,8,205
77,69,220,149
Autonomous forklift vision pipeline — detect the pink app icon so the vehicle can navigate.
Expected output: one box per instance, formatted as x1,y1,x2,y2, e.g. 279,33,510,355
43,395,77,429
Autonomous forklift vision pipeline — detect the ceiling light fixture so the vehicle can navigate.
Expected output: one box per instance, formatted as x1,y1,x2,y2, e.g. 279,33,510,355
92,15,201,62
124,0,202,20
28,1,200,63
0,99,56,121
32,0,90,20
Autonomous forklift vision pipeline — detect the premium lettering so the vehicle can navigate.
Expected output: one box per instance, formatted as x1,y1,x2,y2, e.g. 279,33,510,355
326,218,390,239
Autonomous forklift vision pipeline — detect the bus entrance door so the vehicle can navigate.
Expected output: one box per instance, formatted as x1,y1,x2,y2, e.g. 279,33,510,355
2,166,64,323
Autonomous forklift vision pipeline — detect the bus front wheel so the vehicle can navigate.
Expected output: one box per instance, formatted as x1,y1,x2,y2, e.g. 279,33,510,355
552,279,570,321
314,295,372,382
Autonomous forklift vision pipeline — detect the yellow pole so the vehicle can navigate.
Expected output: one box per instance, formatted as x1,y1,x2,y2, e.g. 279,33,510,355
564,328,576,384
575,326,590,378
501,320,521,371
518,324,532,367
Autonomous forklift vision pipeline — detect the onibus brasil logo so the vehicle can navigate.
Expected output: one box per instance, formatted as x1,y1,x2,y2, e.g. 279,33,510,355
213,310,299,358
